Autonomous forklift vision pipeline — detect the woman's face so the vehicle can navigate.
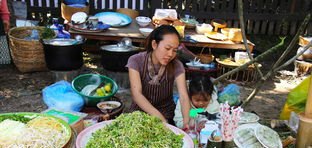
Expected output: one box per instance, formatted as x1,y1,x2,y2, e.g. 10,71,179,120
152,33,179,65
191,93,210,109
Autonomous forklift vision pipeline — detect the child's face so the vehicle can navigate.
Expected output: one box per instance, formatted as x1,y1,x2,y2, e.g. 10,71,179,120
191,93,210,109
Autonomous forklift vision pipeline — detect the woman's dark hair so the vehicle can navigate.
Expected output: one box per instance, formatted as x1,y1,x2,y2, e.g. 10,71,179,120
145,25,180,77
145,25,180,53
189,76,214,101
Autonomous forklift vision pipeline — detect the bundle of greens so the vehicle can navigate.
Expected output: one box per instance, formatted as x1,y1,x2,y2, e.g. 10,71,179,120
40,27,55,39
86,111,184,148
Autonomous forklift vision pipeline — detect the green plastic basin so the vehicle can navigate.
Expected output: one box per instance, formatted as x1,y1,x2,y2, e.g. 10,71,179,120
72,73,119,106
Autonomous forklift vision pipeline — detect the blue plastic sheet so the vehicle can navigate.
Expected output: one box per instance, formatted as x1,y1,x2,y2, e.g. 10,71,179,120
42,81,84,112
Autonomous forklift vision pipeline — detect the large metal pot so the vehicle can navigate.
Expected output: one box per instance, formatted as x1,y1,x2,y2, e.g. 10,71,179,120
42,38,84,71
100,45,141,72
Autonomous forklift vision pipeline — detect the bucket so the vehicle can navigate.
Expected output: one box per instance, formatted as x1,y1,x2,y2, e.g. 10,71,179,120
100,44,141,72
42,39,84,71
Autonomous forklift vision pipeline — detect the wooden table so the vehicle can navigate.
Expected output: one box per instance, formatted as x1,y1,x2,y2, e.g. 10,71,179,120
69,22,255,51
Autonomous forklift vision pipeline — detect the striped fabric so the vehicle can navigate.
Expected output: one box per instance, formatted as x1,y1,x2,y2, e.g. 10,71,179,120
0,35,11,64
130,53,176,120
13,0,145,10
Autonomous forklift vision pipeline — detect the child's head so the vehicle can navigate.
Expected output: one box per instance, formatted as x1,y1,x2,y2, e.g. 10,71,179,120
189,76,214,108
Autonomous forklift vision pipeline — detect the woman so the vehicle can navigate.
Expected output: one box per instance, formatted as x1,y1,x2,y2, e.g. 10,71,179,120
126,25,190,127
0,0,11,64
0,0,10,34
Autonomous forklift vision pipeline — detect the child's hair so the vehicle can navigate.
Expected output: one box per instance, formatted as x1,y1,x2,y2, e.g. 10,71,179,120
189,76,214,101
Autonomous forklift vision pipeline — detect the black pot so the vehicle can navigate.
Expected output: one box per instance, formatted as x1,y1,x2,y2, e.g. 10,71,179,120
42,39,84,71
100,45,141,72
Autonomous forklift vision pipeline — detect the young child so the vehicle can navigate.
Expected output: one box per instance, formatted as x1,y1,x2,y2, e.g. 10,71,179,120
174,76,220,129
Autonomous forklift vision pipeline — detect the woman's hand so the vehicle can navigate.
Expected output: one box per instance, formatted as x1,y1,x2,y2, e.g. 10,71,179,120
3,20,10,34
182,122,189,132
176,73,191,131
129,68,168,123
197,120,207,132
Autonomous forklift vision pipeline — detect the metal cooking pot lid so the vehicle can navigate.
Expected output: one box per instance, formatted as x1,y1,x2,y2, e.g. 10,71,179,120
100,45,140,52
43,38,81,46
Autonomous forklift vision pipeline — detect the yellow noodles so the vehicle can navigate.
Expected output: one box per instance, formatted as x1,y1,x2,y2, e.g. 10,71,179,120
0,117,68,148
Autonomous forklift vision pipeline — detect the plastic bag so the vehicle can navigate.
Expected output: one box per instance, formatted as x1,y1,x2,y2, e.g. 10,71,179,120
24,29,40,40
217,84,240,106
42,108,87,125
42,81,84,112
280,75,311,120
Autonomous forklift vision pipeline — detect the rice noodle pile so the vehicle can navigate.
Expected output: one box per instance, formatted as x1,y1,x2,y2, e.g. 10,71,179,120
0,117,68,148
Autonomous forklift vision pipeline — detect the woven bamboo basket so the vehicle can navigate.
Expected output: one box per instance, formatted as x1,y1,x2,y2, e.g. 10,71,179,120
198,54,214,64
8,26,47,73
198,48,214,64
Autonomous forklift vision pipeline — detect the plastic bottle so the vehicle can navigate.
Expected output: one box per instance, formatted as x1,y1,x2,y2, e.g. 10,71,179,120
50,18,59,33
188,108,204,148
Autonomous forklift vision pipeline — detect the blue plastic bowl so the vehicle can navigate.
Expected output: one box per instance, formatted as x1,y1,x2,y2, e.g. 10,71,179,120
72,74,118,106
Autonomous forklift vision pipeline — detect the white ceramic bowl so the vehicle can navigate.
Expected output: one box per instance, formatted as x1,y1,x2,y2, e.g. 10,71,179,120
71,12,88,24
97,101,121,113
139,28,153,36
136,16,151,27
196,23,213,34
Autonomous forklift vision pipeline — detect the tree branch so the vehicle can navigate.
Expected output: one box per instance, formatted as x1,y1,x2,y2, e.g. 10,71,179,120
272,14,311,70
276,42,312,72
238,0,264,79
242,83,262,107
242,14,311,106
213,38,285,84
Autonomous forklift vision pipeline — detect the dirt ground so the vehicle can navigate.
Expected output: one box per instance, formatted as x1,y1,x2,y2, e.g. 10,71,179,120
0,51,308,120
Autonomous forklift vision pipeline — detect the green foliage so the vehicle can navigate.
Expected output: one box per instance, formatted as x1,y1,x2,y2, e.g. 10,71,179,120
40,27,55,39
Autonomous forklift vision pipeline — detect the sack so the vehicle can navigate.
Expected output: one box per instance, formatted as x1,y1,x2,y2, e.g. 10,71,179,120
280,75,311,120
12,1,27,19
42,81,84,112
0,36,11,64
218,84,240,106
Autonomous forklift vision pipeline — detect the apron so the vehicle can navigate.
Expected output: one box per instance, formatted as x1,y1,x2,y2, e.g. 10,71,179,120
130,53,176,121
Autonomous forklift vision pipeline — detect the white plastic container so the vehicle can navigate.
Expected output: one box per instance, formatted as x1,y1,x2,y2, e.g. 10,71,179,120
196,23,213,34
234,51,251,64
200,121,220,144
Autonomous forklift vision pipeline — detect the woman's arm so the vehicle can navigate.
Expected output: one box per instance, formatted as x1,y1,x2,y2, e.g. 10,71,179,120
176,73,191,128
128,68,167,122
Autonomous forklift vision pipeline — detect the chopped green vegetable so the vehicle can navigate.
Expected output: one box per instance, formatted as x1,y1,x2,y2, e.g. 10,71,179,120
0,115,32,123
86,111,184,148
